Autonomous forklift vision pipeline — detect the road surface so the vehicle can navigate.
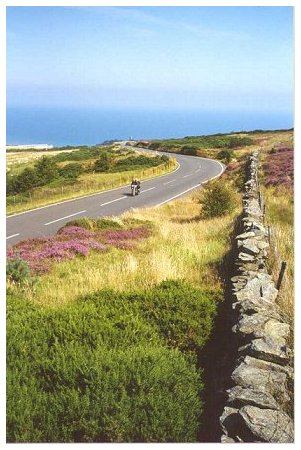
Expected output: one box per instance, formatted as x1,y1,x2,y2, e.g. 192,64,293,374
6,147,224,247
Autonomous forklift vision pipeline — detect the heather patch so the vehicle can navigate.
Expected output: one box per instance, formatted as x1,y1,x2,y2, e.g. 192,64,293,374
7,225,152,275
57,225,95,238
263,147,293,189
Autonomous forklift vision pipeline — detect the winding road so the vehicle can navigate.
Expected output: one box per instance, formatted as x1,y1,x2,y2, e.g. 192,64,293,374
6,146,224,247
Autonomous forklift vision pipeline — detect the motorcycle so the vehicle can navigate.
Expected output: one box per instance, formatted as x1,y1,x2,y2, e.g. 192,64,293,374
131,183,140,196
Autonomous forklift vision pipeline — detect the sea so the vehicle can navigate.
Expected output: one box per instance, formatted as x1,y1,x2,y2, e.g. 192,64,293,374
6,106,293,147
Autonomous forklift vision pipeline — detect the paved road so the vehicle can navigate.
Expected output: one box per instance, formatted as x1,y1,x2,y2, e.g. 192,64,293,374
6,147,224,247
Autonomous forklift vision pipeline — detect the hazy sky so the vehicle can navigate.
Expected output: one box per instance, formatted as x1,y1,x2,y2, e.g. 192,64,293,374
6,6,293,112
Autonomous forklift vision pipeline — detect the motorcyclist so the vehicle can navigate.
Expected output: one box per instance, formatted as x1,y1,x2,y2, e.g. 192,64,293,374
131,178,140,194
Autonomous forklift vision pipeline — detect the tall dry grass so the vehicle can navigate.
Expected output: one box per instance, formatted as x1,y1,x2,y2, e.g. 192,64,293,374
24,190,239,308
263,187,294,326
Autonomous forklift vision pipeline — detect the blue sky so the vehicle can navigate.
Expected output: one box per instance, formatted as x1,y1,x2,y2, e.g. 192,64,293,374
6,6,293,112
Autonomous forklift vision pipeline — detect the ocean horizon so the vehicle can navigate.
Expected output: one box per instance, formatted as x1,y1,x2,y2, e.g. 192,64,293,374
6,106,293,147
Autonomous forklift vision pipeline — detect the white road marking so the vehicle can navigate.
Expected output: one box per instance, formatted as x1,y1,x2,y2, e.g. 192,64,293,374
163,179,176,185
141,187,156,193
100,197,125,207
6,233,20,240
183,174,192,178
157,184,201,206
44,210,87,226
195,168,201,173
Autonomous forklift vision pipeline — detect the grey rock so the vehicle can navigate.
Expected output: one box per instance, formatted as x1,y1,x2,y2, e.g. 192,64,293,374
232,297,281,320
238,252,256,262
239,240,261,255
243,355,294,380
231,361,288,399
239,406,294,442
233,313,268,337
233,275,278,304
226,385,280,410
233,315,290,341
242,219,266,232
256,240,269,250
264,319,290,344
240,336,290,365
235,231,256,240
231,275,248,283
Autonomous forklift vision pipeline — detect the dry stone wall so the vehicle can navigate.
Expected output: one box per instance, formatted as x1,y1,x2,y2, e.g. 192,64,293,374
219,152,294,443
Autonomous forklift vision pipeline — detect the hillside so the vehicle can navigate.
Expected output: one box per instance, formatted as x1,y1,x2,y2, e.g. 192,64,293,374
6,129,294,442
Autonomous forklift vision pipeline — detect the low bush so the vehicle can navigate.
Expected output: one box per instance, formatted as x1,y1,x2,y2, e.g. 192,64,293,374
217,149,234,164
201,181,237,218
94,153,113,172
181,145,198,156
7,278,217,442
6,258,32,284
114,155,164,172
133,280,218,352
6,156,60,195
58,163,83,180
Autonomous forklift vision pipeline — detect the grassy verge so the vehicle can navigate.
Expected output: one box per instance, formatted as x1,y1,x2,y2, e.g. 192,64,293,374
263,186,294,326
7,177,239,442
9,189,238,308
7,159,177,215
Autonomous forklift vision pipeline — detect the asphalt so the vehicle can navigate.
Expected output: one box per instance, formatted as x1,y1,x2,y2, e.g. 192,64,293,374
6,146,224,247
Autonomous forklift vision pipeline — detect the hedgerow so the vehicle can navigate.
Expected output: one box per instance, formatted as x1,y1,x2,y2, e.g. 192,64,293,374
7,280,217,442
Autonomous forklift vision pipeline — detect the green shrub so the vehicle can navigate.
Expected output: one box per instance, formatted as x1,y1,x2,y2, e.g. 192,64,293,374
160,155,169,163
149,142,160,150
94,153,113,172
7,343,201,443
217,149,234,164
93,218,123,230
6,258,32,284
58,163,83,180
201,181,237,218
34,156,59,185
133,280,218,352
7,280,218,442
226,136,253,148
181,145,198,156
